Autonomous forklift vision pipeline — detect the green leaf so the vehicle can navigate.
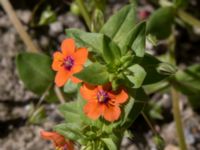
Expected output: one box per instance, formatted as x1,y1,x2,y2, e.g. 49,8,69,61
16,52,54,95
64,80,78,94
75,63,109,85
38,6,57,26
66,29,121,64
101,138,117,150
175,64,200,108
59,101,81,123
126,64,146,88
121,88,148,128
100,4,136,53
144,80,169,94
147,7,175,39
66,28,104,54
28,106,46,124
175,64,200,95
119,22,146,57
54,123,83,142
102,36,121,64
173,0,188,8
141,53,169,85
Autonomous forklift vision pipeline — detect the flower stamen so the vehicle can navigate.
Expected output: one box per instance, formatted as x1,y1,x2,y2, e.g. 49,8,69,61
64,56,74,70
97,90,109,103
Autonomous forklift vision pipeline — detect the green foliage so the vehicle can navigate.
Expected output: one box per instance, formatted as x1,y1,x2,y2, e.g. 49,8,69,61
175,64,200,108
102,36,121,64
38,6,57,26
121,88,148,128
100,4,136,54
28,106,46,124
121,22,146,57
153,134,166,150
16,52,54,95
141,54,169,85
101,138,117,150
64,80,78,94
19,3,180,149
75,63,109,85
66,29,104,54
125,64,146,88
92,8,105,32
147,7,175,39
173,0,188,8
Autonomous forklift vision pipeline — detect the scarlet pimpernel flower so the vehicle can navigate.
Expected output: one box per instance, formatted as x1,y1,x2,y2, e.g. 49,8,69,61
40,130,74,150
52,38,88,87
80,83,128,122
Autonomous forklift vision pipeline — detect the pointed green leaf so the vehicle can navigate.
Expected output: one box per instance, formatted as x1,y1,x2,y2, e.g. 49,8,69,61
147,7,175,39
100,4,136,49
173,0,188,8
102,36,121,64
66,29,121,64
74,63,109,85
119,22,146,57
16,52,54,95
141,53,169,85
122,88,148,128
101,138,117,150
126,64,146,88
66,28,104,54
54,123,83,142
59,102,81,123
175,64,200,95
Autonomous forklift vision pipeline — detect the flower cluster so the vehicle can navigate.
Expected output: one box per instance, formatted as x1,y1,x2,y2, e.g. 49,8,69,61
41,38,129,148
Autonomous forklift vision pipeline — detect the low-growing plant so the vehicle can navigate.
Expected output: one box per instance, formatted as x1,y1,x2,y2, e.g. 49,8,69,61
14,0,200,149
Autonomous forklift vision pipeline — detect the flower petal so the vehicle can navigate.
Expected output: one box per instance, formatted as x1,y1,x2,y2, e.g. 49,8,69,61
103,105,121,122
73,48,88,65
40,131,67,148
52,52,64,71
110,89,128,104
65,140,74,150
72,65,83,74
70,76,82,83
84,101,103,120
61,38,75,56
80,84,98,101
55,68,71,87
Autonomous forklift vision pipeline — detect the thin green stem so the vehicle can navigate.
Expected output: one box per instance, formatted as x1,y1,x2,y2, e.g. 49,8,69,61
54,86,65,104
168,33,187,150
178,10,200,28
171,87,187,150
141,112,157,135
75,0,92,30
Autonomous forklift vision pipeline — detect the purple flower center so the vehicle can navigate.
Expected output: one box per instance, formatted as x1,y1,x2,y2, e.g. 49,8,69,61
97,90,109,103
62,144,68,150
64,56,74,70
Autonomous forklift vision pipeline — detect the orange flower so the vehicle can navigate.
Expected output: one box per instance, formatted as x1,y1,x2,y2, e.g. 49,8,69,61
80,83,128,122
40,130,74,150
52,38,88,87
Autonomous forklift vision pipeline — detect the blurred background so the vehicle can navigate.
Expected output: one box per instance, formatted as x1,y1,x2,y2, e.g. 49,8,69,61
0,0,200,150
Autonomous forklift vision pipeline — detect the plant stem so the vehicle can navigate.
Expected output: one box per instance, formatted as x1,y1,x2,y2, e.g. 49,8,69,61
0,0,40,53
54,86,65,104
141,112,157,135
178,10,200,28
168,33,187,150
171,87,187,150
75,0,92,30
